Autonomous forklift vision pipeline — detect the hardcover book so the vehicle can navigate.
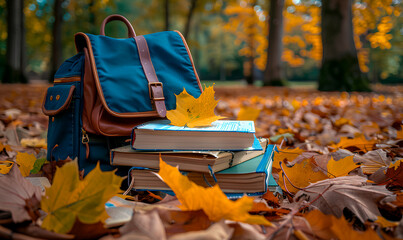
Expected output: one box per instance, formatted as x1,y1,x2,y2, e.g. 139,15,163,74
111,138,268,173
127,144,277,195
131,119,262,151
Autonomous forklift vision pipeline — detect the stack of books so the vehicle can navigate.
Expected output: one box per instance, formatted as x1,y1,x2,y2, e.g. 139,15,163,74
110,119,277,197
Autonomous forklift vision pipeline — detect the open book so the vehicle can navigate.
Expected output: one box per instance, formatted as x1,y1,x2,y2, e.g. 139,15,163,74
111,138,268,173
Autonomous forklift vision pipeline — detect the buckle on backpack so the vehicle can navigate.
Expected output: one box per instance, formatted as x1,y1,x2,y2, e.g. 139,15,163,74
148,82,165,101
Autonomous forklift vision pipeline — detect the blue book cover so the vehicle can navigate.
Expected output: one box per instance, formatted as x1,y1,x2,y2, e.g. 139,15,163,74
134,119,255,133
131,119,262,151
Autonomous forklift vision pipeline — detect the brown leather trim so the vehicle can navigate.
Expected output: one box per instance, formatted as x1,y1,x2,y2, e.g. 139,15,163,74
173,30,203,92
74,32,160,118
134,35,167,118
42,85,76,116
100,14,136,38
54,76,81,83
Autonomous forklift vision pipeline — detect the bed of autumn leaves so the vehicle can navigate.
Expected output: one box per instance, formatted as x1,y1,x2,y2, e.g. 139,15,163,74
0,84,402,239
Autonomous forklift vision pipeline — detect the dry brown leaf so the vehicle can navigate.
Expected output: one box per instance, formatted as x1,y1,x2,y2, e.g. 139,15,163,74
169,220,233,240
228,222,266,240
385,160,403,188
305,210,381,239
0,164,42,223
294,176,392,222
119,209,166,240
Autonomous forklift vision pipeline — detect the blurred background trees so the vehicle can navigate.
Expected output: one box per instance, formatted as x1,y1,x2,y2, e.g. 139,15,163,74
0,0,402,90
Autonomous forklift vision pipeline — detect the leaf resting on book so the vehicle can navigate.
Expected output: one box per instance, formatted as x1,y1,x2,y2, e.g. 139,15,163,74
157,158,272,226
166,85,225,128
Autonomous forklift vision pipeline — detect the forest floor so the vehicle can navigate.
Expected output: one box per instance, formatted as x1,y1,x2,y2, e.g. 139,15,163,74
0,83,402,239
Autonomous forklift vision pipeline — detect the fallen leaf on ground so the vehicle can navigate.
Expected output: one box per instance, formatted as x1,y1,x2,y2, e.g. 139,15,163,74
385,160,403,188
278,157,328,194
327,156,359,178
41,158,73,183
272,147,304,169
396,126,403,139
41,160,123,233
331,134,377,153
30,158,46,175
158,210,211,236
237,106,261,121
166,86,225,128
359,149,391,174
15,152,36,177
375,216,400,228
169,220,234,240
0,164,42,223
157,159,272,226
305,210,381,239
119,209,166,240
20,138,47,148
295,176,392,222
0,160,14,174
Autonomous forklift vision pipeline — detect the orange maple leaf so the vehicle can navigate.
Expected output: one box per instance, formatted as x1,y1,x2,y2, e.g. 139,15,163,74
278,157,328,195
327,156,359,178
157,158,272,226
331,134,377,152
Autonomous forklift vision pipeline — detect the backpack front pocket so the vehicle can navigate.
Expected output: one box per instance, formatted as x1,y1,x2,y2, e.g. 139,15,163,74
42,84,77,161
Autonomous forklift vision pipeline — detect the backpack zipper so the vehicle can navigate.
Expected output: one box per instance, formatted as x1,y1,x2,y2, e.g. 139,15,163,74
82,128,90,159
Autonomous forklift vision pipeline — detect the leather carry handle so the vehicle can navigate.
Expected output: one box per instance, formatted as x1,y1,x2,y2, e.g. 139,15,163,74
100,14,136,38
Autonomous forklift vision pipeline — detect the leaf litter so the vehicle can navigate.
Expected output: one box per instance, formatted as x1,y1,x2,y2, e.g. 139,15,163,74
0,84,402,239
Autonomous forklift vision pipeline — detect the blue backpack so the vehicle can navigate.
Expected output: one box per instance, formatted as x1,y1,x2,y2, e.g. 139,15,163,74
42,15,202,174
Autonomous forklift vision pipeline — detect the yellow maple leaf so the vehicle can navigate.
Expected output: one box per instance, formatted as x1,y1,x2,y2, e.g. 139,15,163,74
397,126,403,139
305,210,381,240
41,160,123,233
0,142,12,152
21,138,47,148
375,216,399,228
0,160,14,174
278,158,328,194
327,156,359,178
388,159,402,171
15,152,36,177
237,106,261,121
158,159,272,226
272,147,304,169
166,86,225,128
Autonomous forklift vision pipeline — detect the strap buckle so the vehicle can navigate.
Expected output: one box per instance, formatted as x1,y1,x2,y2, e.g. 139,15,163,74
148,82,165,101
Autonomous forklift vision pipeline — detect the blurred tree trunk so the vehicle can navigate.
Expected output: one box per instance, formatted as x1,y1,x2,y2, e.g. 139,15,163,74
49,0,64,82
89,0,97,33
263,0,285,86
164,0,170,31
319,0,370,91
245,1,257,85
183,0,197,40
3,0,27,83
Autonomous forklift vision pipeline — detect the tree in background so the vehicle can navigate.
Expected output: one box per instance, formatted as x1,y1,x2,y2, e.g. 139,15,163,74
3,0,27,83
49,0,64,82
319,0,370,91
183,0,198,39
353,0,402,82
263,0,285,86
164,0,170,30
0,0,401,84
224,0,267,84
